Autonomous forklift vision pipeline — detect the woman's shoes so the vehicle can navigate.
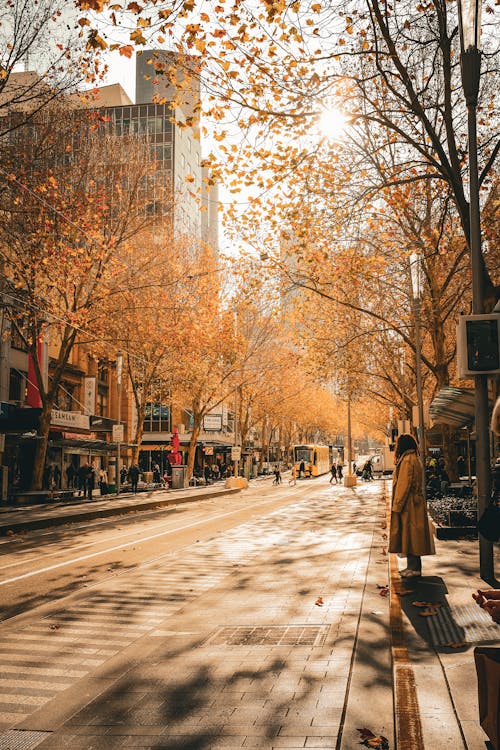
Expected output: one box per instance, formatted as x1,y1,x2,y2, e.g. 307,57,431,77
401,569,422,578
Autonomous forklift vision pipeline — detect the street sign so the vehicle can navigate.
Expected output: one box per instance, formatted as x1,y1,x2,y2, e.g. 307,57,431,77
231,446,241,461
112,424,124,442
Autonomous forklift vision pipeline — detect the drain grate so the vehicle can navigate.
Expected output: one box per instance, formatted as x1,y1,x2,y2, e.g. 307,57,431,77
206,624,330,647
0,730,51,750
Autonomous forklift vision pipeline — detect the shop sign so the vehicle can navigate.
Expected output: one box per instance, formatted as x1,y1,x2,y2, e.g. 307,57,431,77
204,446,214,455
231,446,241,461
62,432,97,440
203,413,223,431
84,377,96,415
112,424,124,442
90,416,115,431
51,410,90,430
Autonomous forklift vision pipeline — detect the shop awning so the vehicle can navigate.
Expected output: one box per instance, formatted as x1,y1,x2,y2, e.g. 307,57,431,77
429,387,475,428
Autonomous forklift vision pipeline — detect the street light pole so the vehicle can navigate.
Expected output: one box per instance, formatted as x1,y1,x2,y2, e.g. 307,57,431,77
458,0,493,581
116,352,123,496
409,254,427,475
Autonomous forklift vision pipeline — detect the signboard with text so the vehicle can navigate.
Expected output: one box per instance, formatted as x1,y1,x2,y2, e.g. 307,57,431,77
203,414,223,431
84,377,96,416
112,424,124,442
51,410,90,431
231,446,241,461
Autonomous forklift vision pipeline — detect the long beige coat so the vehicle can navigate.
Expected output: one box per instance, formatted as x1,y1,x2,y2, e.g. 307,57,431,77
389,449,435,556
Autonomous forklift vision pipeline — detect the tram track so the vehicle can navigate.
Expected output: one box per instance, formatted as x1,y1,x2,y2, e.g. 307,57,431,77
0,482,316,624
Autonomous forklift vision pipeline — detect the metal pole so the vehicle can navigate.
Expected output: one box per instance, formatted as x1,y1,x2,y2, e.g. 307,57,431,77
413,293,427,495
116,353,123,496
462,48,493,581
347,393,352,476
233,386,239,478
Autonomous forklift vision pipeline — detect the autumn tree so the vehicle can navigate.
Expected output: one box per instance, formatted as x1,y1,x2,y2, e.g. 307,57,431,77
0,1,92,141
0,101,155,489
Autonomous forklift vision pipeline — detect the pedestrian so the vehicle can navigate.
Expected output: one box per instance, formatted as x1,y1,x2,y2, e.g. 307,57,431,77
289,465,297,485
98,467,109,496
120,466,127,486
53,464,61,489
273,466,281,485
336,462,343,482
65,462,75,490
152,463,161,483
86,462,95,500
42,464,52,490
389,433,435,578
128,463,140,494
204,465,212,485
456,454,465,478
77,462,88,497
329,463,337,484
362,460,373,481
299,460,305,479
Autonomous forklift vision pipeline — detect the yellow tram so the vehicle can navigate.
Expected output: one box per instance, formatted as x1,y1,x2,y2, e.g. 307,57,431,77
293,444,332,478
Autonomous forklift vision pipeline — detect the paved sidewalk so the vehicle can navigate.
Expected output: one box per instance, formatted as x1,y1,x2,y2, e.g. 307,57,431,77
0,479,497,749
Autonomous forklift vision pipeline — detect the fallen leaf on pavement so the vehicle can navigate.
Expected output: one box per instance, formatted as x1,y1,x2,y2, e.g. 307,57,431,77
418,609,439,617
315,597,324,606
357,727,390,749
377,584,388,589
49,624,61,630
379,588,389,597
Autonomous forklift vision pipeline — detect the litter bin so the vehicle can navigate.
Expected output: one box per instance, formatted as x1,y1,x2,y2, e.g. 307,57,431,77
171,466,186,490
475,647,500,750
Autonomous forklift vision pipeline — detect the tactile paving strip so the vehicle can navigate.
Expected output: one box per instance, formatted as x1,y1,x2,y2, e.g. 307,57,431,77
206,624,330,646
0,730,51,750
427,603,499,645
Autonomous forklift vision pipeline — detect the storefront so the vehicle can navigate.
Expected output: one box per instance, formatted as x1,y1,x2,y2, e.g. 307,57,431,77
0,405,121,492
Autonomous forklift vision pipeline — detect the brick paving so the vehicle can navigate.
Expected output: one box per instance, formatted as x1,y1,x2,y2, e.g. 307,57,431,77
0,479,495,749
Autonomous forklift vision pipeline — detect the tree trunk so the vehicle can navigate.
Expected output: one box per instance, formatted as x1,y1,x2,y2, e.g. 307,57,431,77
131,401,147,465
186,420,201,487
31,402,54,490
440,424,460,483
257,416,267,474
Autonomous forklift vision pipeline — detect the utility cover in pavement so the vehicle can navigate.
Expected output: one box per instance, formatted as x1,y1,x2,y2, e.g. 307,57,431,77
0,731,52,750
207,625,330,646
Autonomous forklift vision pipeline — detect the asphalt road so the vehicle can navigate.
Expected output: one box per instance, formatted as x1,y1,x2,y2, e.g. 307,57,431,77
0,478,315,623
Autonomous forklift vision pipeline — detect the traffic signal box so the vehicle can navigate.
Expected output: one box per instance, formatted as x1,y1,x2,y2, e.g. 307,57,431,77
457,314,500,378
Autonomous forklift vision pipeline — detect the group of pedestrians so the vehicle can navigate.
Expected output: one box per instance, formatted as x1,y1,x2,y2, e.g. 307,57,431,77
329,461,344,484
425,454,450,498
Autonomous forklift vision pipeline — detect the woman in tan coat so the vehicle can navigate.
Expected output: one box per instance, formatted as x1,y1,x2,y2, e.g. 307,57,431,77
389,433,435,578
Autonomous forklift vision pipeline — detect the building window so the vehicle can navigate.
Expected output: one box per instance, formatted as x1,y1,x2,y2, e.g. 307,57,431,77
143,402,170,433
55,382,76,411
97,363,109,416
10,325,28,351
97,387,108,416
9,369,27,403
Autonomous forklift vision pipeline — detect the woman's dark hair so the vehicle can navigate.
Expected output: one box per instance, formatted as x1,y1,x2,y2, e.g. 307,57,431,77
395,433,418,459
